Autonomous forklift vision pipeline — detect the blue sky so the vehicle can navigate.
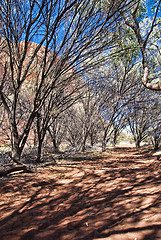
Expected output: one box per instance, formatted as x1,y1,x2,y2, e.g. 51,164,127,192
146,0,161,17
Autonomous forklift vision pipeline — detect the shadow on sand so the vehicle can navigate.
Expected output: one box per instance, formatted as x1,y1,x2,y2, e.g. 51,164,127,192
0,147,161,240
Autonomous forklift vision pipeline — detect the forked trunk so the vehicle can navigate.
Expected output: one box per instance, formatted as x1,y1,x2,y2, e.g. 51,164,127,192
11,134,22,164
11,148,21,164
81,134,88,152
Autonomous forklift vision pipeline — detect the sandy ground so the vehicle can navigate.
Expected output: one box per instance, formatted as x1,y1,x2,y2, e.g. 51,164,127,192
0,146,161,240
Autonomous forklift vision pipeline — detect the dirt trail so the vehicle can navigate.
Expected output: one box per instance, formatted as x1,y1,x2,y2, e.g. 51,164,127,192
0,147,161,240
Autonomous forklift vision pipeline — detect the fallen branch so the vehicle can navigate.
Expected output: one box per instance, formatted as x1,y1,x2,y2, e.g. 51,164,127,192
0,164,35,177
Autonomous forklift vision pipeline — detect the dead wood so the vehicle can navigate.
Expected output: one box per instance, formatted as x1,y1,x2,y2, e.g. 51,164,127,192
0,164,35,177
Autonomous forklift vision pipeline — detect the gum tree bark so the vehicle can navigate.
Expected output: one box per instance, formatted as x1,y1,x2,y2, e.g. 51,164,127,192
123,0,161,91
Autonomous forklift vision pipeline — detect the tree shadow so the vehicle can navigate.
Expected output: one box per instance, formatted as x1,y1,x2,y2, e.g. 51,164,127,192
0,147,161,240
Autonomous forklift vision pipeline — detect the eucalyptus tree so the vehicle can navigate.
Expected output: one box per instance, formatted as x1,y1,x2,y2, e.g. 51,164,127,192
126,105,149,148
65,106,84,150
78,88,102,152
147,100,161,150
63,86,102,152
89,53,142,151
125,86,155,148
122,0,161,90
0,104,11,144
111,113,127,146
47,113,68,153
0,0,135,164
148,121,161,150
35,74,84,161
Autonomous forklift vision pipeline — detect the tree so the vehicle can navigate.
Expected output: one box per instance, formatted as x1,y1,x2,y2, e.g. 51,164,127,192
126,102,149,148
0,0,135,165
147,100,161,150
89,54,143,151
111,113,127,146
125,84,157,148
63,86,102,152
47,113,68,153
78,88,102,152
34,74,83,161
65,106,84,150
123,0,161,90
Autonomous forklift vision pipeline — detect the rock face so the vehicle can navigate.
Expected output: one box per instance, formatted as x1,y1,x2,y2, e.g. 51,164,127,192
0,40,83,146
0,40,56,87
0,41,52,145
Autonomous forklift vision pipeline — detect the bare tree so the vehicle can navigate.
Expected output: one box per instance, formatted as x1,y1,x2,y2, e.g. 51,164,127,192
111,113,127,146
126,107,149,148
149,122,161,150
62,86,102,152
64,106,84,150
0,0,135,165
89,56,142,151
47,113,68,153
35,77,83,161
125,90,153,148
147,101,161,150
78,89,102,152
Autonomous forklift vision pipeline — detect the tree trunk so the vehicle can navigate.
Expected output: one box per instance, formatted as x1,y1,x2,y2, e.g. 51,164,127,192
154,137,159,150
102,140,106,152
11,132,22,164
102,134,111,152
10,133,35,174
113,129,118,146
0,165,35,177
10,111,37,165
11,149,21,164
81,133,88,152
90,137,94,146
52,138,60,153
36,138,43,163
135,139,141,148
48,127,60,153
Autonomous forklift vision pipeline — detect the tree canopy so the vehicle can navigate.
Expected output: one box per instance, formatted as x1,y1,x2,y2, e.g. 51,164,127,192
0,0,160,169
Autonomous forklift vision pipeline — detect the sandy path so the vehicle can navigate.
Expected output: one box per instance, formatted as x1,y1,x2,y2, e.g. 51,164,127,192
0,147,161,240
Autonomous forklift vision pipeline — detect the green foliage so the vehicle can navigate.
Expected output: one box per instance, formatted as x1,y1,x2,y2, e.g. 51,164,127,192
110,24,140,65
135,0,147,21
